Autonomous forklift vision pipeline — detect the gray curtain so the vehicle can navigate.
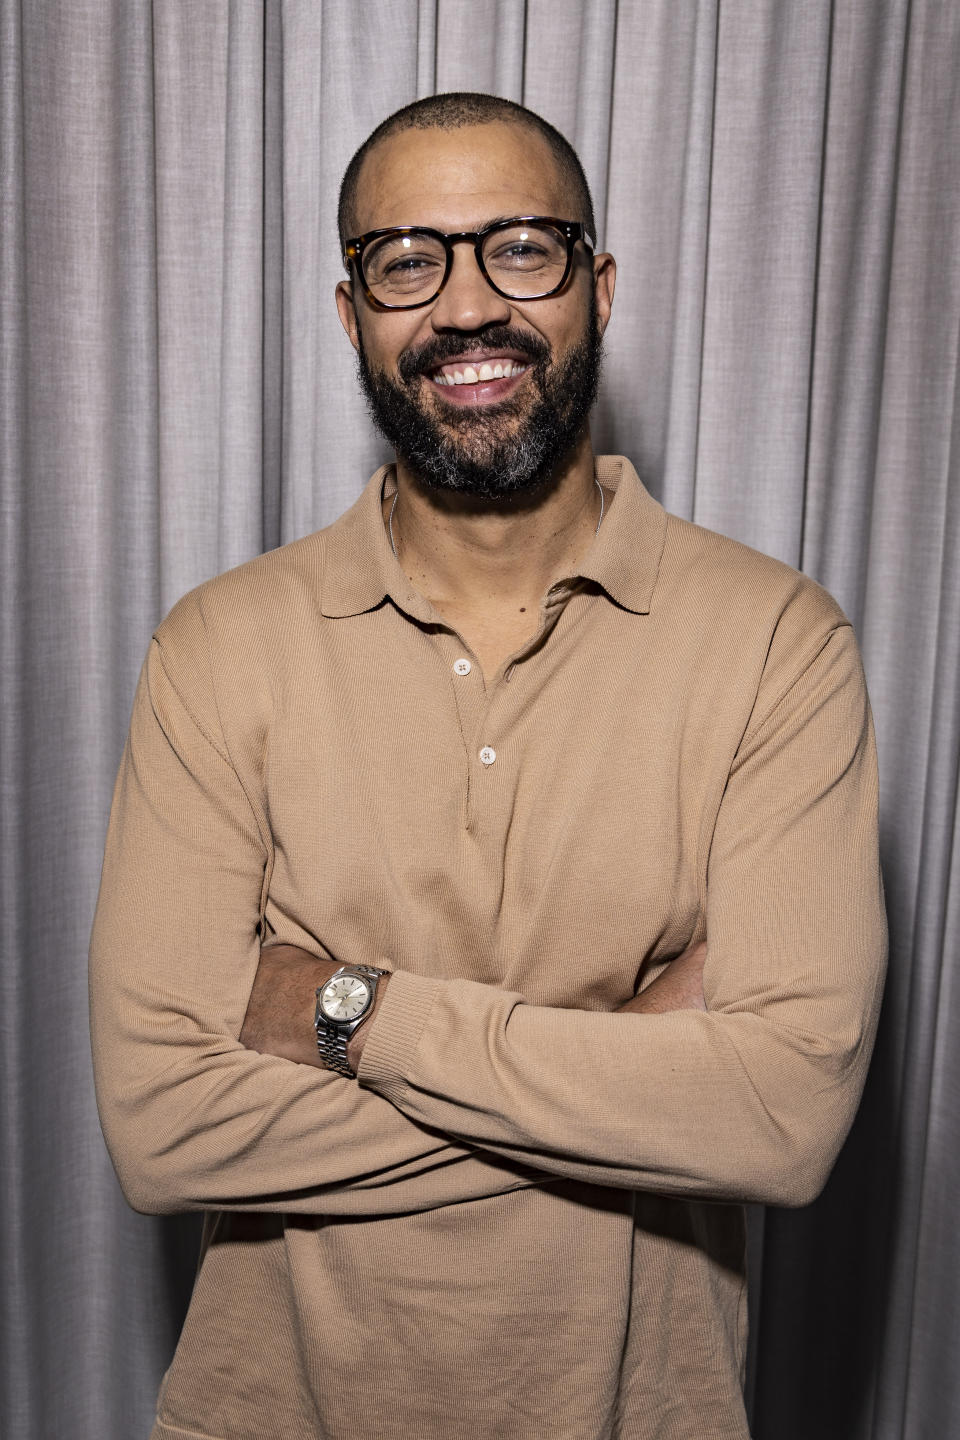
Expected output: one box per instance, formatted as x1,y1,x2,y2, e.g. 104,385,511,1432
2,2,958,1437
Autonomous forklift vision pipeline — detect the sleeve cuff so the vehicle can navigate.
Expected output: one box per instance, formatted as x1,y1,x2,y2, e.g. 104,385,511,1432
356,970,444,1103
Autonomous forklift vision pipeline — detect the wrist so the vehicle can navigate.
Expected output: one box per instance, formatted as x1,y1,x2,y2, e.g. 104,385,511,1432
240,944,341,1067
346,972,391,1071
314,965,392,1077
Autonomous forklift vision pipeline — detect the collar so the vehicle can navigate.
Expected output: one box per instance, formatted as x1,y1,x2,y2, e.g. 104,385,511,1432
319,464,435,621
319,455,668,619
578,455,667,614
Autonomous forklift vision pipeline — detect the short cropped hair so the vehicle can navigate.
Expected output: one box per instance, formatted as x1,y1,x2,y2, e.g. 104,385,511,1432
337,92,597,253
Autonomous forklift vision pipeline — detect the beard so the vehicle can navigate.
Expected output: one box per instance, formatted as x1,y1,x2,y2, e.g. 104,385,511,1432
355,299,604,502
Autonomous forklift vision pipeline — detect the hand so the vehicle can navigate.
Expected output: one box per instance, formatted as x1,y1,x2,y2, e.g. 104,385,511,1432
239,943,339,1068
617,939,707,1016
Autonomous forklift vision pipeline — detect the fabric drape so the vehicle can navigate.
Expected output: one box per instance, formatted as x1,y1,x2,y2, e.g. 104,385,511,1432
2,3,957,1438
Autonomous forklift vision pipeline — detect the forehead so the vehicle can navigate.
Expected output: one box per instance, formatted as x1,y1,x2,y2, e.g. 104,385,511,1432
352,122,572,233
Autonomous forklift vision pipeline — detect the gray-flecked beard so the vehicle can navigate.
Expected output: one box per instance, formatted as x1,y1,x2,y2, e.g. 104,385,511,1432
355,301,603,502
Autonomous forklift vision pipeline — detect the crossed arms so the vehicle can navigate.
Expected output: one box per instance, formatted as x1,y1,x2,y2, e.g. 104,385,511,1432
238,938,708,1074
89,582,887,1219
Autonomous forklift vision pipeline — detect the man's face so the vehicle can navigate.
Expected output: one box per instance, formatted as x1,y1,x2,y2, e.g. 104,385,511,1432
336,123,615,501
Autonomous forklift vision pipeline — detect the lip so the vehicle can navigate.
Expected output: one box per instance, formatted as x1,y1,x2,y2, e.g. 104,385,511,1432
424,347,535,370
420,348,536,407
425,367,531,407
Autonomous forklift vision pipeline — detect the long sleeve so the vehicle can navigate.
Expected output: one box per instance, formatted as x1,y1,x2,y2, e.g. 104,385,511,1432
357,623,887,1207
89,632,544,1217
92,462,887,1222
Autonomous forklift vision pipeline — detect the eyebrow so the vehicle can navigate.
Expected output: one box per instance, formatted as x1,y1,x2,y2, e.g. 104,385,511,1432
389,215,546,234
474,214,529,229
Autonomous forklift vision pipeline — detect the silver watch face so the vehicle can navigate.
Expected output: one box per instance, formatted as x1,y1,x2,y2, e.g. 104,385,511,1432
320,973,373,1024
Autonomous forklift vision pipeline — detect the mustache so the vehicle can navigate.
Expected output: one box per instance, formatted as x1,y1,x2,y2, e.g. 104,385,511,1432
397,326,551,384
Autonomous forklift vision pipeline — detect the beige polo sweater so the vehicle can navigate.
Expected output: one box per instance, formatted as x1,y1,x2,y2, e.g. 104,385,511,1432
90,456,886,1440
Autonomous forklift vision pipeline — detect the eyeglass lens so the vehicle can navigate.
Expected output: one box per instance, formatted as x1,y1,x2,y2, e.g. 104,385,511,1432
362,222,570,305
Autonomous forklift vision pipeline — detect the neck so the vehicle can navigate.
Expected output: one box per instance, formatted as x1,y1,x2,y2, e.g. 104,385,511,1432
387,430,603,609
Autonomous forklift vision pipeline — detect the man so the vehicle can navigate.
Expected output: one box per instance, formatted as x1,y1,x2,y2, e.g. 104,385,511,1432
90,93,886,1440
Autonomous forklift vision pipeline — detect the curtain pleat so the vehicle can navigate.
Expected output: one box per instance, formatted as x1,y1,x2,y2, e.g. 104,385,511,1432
2,3,958,1437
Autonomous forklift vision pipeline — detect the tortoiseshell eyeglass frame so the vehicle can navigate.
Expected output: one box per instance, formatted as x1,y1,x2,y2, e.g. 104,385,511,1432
343,216,596,311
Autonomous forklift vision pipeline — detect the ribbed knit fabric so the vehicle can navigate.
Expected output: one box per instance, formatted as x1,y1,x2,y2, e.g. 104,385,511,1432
90,457,886,1440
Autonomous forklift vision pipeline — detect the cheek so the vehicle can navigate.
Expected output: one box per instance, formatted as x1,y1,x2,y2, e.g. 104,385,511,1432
516,288,590,349
357,310,430,373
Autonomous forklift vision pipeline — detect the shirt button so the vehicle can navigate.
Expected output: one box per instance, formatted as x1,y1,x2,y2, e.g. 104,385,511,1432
453,657,472,676
479,746,496,766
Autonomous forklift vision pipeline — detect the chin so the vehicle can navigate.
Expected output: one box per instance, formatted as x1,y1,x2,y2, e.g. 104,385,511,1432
357,305,603,501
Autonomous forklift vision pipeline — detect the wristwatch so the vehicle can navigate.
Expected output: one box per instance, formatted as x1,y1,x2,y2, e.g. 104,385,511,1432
314,965,389,1077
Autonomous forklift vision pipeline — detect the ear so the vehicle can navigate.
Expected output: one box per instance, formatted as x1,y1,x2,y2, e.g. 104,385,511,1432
592,252,616,337
336,279,360,352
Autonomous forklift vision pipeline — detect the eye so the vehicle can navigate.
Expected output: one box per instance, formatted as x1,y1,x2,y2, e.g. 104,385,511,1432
364,233,447,292
383,251,441,276
483,224,567,275
488,238,550,268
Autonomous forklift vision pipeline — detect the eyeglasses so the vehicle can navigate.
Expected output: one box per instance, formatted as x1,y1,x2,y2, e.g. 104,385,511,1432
343,217,595,311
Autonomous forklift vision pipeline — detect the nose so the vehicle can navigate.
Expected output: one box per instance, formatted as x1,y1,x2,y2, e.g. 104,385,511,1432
429,241,512,332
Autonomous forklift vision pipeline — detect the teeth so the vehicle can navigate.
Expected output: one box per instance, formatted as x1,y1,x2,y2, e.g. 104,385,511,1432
431,360,527,386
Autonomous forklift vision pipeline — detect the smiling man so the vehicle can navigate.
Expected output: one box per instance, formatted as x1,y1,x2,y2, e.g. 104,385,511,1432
90,94,886,1440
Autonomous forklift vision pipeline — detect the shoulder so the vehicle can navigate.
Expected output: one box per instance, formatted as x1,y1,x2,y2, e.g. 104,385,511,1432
658,512,852,675
648,511,863,734
662,512,847,631
145,531,335,745
156,530,330,655
145,530,344,767
600,458,848,648
153,468,390,664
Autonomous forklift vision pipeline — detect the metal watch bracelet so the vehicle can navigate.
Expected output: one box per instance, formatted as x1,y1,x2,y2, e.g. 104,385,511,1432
314,965,388,1077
